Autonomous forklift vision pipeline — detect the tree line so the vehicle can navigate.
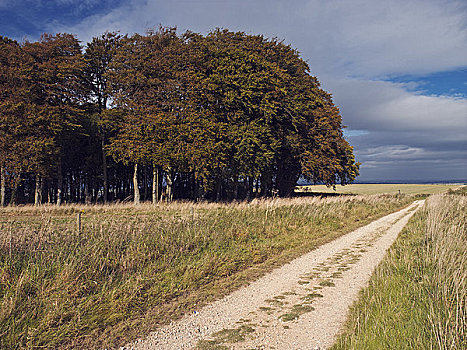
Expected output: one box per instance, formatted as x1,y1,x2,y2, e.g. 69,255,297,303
0,27,359,205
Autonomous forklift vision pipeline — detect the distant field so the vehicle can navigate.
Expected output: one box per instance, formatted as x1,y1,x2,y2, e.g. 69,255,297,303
297,183,464,195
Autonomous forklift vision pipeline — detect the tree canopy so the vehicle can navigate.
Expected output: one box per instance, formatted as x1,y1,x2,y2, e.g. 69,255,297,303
0,28,359,205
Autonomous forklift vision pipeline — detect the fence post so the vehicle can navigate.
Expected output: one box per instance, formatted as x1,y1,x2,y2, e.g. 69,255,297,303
77,212,82,234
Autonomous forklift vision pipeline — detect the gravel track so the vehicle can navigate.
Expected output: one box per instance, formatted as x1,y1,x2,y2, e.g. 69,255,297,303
126,200,424,350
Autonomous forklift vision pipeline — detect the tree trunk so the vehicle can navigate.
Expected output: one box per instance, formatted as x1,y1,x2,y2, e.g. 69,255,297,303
133,163,140,204
261,171,273,197
246,176,253,201
192,172,197,201
77,172,81,203
85,176,92,204
57,162,63,206
10,173,20,205
166,168,174,202
276,153,300,197
69,173,75,203
152,164,159,204
102,136,108,203
198,179,206,200
47,179,52,204
0,165,5,207
143,166,148,201
233,175,239,200
34,175,42,206
215,176,222,202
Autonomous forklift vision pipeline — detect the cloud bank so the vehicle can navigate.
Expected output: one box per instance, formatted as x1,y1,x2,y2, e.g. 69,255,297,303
55,0,467,76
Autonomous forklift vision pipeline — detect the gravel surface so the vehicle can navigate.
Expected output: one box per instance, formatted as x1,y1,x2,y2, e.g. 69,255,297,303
125,200,424,350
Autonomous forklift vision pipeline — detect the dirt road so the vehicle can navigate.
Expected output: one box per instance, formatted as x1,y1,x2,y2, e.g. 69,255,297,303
127,200,424,350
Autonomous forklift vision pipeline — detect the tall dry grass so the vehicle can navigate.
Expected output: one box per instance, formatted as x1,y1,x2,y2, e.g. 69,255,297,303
0,194,412,349
424,195,466,348
332,193,466,349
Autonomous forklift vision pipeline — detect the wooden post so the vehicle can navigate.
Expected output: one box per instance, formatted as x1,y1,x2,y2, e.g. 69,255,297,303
9,226,12,259
0,165,5,207
77,212,82,234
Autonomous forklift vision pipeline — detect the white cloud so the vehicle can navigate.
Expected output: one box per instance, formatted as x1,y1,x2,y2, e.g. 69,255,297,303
326,78,467,141
48,0,467,181
359,145,466,161
325,75,467,181
48,0,144,42
54,0,467,78
363,145,425,159
299,0,467,78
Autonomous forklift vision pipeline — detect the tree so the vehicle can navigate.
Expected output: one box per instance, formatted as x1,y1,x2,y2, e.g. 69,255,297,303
0,28,359,204
84,32,122,202
107,28,197,203
23,33,86,205
107,28,359,201
0,36,33,205
187,30,280,199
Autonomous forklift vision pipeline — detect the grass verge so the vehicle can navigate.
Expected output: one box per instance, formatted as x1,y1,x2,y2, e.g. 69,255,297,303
0,195,413,349
332,193,466,349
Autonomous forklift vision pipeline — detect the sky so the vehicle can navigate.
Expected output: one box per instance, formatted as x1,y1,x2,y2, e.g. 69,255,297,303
1,0,466,183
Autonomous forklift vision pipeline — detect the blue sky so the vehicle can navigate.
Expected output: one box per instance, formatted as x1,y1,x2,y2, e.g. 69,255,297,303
1,0,466,183
386,69,467,98
0,0,123,39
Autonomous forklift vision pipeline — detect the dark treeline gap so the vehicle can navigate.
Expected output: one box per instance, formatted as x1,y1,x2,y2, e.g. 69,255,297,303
0,27,359,205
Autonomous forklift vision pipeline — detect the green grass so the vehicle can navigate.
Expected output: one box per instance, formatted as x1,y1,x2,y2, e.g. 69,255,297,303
278,304,314,322
196,324,256,348
0,195,414,349
319,279,335,287
297,183,464,195
332,194,466,349
301,292,323,302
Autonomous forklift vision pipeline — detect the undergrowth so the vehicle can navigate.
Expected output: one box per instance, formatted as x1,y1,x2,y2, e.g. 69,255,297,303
0,194,412,349
332,194,466,349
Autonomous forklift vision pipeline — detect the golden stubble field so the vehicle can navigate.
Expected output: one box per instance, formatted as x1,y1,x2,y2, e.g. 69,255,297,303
297,183,464,195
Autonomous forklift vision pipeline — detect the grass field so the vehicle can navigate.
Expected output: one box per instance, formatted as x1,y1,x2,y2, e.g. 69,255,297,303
0,194,413,349
297,183,464,195
332,189,466,349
